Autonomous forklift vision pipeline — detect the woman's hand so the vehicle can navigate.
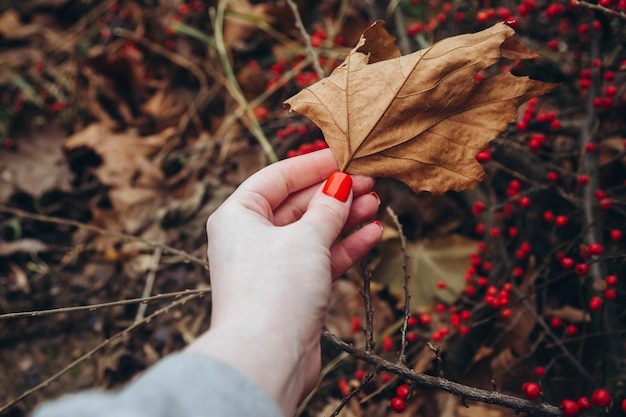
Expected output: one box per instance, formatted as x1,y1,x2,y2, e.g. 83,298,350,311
187,149,382,416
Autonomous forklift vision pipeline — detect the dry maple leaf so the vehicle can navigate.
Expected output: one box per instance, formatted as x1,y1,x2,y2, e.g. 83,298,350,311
284,21,555,194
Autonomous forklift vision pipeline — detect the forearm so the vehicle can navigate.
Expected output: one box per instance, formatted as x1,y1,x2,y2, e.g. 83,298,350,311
33,352,283,417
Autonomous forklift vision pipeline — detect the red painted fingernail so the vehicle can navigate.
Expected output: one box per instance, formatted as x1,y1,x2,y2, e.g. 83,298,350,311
323,172,352,202
373,220,384,231
369,192,381,205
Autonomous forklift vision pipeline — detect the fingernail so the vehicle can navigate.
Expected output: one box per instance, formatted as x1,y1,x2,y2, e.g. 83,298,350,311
372,220,384,231
323,172,352,202
369,192,381,205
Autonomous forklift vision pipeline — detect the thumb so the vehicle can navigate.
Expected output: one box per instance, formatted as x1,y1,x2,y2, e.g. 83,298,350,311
298,172,353,247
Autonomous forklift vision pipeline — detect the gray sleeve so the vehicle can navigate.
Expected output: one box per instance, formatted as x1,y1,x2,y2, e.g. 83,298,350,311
33,352,283,417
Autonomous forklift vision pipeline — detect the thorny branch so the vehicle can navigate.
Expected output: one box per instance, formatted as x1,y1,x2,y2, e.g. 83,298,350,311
386,207,411,366
360,260,375,352
321,330,562,416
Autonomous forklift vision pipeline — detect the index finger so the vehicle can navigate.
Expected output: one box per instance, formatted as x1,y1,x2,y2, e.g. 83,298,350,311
233,148,340,210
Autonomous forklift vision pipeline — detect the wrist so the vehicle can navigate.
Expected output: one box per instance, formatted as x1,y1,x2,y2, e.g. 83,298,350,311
187,321,317,416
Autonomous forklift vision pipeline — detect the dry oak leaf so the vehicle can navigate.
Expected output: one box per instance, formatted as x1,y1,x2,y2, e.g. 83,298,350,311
284,21,555,194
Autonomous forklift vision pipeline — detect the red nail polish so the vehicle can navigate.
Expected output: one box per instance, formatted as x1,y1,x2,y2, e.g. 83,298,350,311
323,172,352,202
369,192,381,205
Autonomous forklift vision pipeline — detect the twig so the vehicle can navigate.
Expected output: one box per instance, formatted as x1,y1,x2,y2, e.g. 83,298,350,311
285,0,324,79
0,289,210,320
393,4,411,55
512,287,596,383
0,294,203,413
134,239,164,323
360,260,375,352
387,207,411,366
321,330,561,416
328,370,377,417
0,205,208,268
573,0,626,20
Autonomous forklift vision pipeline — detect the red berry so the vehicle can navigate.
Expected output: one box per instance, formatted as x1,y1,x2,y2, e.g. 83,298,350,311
605,85,618,97
566,324,578,336
575,263,589,276
523,382,541,399
577,397,592,410
544,211,555,222
610,229,623,241
396,384,410,398
589,296,603,311
588,243,604,255
407,315,418,327
465,285,477,297
437,280,447,289
509,226,520,237
605,275,618,286
355,369,366,381
351,316,361,333
390,397,407,413
604,70,615,81
473,200,486,215
382,335,393,351
561,399,580,416
459,325,470,335
561,257,574,269
577,175,590,186
604,288,617,300
599,198,612,210
419,313,431,326
621,398,626,413
476,150,491,162
501,309,512,318
591,388,612,407
380,373,391,383
534,366,546,377
547,171,559,182
519,196,531,208
550,316,563,328
555,215,569,227
585,143,596,153
406,331,418,342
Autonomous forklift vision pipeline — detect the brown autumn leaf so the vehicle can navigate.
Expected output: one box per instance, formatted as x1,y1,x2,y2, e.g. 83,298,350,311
284,21,555,194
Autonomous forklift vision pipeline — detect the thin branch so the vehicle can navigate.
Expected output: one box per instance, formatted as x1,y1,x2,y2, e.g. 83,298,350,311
328,370,377,417
360,260,375,352
387,207,411,366
573,0,626,20
285,0,324,79
0,294,203,413
135,240,164,322
321,330,561,416
0,205,208,268
0,289,210,320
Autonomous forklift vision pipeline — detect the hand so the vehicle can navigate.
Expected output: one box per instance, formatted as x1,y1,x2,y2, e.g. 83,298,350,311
187,149,382,416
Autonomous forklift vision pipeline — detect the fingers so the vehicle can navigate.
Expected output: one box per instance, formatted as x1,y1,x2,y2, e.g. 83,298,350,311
233,149,338,211
330,222,384,280
273,176,375,226
342,192,380,232
297,172,353,247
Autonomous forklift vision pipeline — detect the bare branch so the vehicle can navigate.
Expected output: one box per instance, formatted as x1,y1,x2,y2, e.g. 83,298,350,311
0,289,210,320
386,207,411,366
573,0,626,20
321,330,561,416
360,260,375,352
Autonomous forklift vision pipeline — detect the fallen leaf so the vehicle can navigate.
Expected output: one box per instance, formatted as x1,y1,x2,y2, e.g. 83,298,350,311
374,228,477,308
0,127,73,202
64,123,173,234
285,21,554,194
